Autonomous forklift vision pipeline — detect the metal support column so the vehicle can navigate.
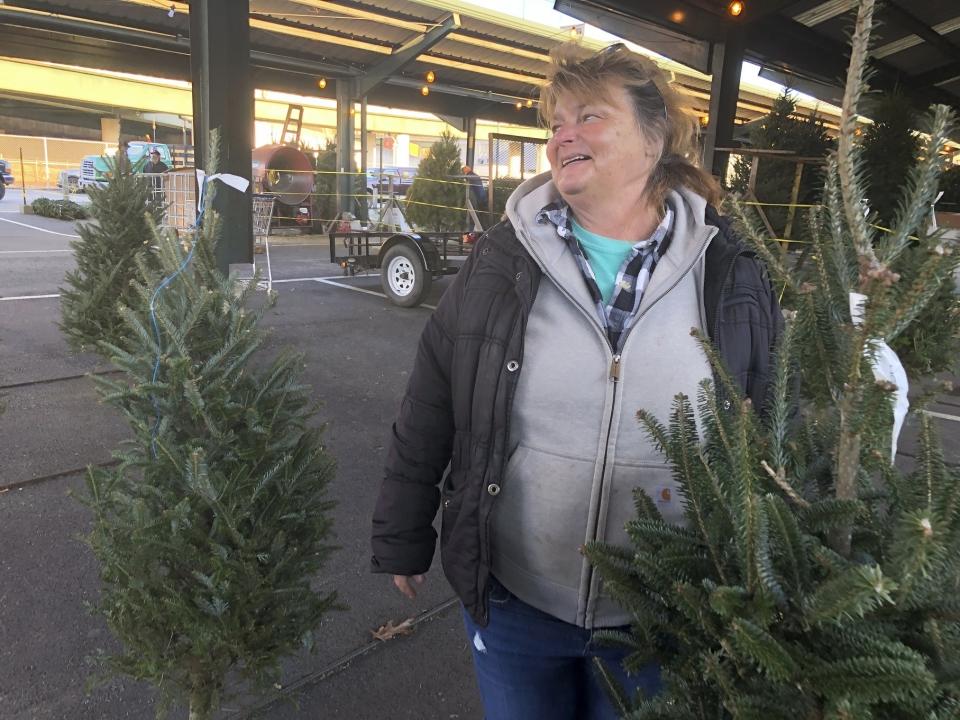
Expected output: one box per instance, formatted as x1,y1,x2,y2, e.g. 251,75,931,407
336,79,356,218
359,95,368,221
702,26,744,180
189,0,253,274
465,116,477,168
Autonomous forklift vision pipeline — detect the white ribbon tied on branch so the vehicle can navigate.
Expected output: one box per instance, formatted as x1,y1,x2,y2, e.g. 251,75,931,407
849,291,909,461
196,169,250,210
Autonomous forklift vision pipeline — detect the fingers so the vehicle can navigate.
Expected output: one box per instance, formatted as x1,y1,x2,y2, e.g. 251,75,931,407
392,574,425,599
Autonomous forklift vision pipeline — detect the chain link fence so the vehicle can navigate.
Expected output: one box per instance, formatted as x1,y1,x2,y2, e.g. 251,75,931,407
486,133,548,219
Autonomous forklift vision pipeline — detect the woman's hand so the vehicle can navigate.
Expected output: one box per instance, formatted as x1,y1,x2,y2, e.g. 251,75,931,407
393,574,425,599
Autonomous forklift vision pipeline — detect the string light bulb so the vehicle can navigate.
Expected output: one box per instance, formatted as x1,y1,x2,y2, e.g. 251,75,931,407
515,101,523,110
425,70,436,84
317,77,327,90
727,1,744,16
526,99,534,107
421,86,430,96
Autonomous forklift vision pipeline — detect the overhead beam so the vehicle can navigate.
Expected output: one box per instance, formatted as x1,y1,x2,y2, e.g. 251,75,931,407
356,13,461,98
555,0,727,43
553,0,711,73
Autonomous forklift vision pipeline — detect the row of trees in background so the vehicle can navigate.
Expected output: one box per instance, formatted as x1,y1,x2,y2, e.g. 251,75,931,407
729,88,960,377
730,89,960,229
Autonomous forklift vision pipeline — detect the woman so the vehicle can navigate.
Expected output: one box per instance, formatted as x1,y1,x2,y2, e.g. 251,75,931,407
371,43,782,719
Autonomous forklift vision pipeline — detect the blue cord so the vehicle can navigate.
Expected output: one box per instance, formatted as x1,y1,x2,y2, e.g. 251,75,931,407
148,177,209,458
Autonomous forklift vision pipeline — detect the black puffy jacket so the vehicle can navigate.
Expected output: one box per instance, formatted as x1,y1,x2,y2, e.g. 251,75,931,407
371,207,783,625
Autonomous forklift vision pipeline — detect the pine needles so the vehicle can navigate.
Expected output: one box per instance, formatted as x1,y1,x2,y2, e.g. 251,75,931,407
586,1,960,716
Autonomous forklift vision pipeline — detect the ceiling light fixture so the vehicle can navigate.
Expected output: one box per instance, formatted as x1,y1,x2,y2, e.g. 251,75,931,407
317,77,327,89
727,1,744,17
425,70,436,83
421,86,430,96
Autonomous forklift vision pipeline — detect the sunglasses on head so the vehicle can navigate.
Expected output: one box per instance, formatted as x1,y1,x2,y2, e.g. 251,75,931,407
593,43,668,122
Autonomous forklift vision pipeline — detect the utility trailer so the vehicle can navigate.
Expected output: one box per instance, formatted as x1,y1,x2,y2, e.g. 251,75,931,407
329,229,476,307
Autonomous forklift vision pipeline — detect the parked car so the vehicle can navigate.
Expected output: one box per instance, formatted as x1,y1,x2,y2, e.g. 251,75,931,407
0,158,13,201
80,142,173,190
366,166,417,196
57,168,83,194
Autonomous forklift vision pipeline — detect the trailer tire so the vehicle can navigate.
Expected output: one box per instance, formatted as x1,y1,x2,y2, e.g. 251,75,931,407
381,242,432,307
0,181,5,201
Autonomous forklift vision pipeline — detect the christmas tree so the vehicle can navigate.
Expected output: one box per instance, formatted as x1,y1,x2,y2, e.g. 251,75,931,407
80,174,339,719
586,2,960,718
60,153,162,355
729,92,832,238
310,139,339,227
859,91,921,228
404,130,467,231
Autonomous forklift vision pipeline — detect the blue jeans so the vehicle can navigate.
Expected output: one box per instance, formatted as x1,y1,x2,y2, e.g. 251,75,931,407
462,578,661,720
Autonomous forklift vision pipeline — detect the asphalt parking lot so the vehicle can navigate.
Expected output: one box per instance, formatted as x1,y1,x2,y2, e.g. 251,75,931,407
0,200,479,720
2,194,959,720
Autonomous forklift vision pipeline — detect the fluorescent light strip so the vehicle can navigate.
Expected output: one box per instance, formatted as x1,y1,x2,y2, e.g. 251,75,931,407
793,0,858,27
873,15,960,59
249,17,390,54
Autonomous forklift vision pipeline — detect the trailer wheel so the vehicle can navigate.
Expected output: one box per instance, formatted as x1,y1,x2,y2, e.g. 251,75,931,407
381,243,432,307
0,181,5,202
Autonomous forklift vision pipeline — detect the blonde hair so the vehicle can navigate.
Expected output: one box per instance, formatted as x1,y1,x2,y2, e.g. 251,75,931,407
539,42,721,208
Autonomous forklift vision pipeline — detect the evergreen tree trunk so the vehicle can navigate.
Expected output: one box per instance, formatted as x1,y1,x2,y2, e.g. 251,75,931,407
187,670,216,720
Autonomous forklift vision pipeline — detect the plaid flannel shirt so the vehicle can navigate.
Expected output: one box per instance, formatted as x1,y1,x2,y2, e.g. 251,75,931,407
535,200,674,353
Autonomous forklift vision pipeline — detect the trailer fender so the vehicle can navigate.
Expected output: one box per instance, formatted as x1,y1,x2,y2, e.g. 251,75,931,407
378,233,441,274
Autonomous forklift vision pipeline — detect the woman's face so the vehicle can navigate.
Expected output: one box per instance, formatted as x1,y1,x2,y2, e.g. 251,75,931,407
546,83,661,208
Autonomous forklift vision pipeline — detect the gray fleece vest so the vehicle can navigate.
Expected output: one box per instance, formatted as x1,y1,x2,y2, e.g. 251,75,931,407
490,178,716,628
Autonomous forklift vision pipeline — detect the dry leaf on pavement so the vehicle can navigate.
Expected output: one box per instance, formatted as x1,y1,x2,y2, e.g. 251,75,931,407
371,617,415,641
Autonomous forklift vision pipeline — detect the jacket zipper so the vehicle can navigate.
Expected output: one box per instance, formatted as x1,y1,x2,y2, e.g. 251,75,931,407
513,222,713,624
582,235,714,623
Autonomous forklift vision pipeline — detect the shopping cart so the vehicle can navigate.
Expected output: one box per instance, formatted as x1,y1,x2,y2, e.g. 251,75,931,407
252,193,276,292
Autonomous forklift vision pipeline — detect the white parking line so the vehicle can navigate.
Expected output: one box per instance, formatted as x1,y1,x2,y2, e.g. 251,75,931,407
923,409,960,423
0,249,71,254
0,217,80,238
272,275,352,284
0,293,60,301
314,277,437,310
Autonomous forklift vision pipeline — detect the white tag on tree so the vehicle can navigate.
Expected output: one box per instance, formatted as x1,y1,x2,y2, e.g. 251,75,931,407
849,292,909,461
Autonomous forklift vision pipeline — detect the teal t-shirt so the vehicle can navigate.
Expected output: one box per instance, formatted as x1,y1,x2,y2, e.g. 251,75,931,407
571,219,636,304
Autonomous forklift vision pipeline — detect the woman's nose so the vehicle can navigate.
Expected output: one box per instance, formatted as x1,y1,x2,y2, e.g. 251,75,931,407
551,124,575,144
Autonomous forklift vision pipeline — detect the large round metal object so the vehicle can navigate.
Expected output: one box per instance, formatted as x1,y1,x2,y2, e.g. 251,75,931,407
251,144,313,206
